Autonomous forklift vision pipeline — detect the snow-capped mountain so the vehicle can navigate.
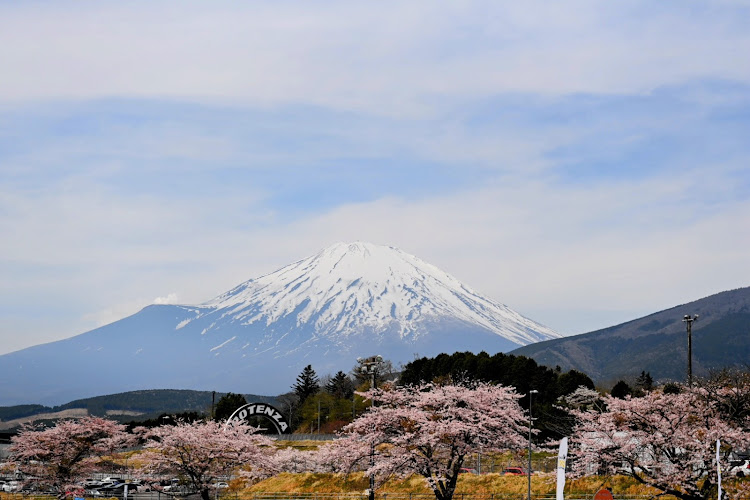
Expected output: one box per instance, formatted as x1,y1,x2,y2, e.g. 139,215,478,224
0,242,560,406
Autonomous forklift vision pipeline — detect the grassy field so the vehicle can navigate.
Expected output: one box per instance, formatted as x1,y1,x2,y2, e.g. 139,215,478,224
244,472,673,498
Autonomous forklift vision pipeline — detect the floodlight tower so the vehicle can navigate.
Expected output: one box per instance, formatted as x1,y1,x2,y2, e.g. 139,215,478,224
357,355,383,500
683,314,699,386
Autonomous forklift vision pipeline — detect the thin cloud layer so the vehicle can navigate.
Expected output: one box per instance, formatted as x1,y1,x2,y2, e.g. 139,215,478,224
1,2,749,109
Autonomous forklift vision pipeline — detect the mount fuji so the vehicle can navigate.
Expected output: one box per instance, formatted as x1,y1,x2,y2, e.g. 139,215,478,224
0,242,560,405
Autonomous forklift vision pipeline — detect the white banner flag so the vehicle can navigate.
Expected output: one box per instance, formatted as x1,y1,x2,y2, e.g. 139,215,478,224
717,439,722,500
556,437,569,500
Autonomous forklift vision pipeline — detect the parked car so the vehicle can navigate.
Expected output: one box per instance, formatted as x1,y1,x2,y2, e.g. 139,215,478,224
91,483,137,497
458,468,478,474
2,481,19,492
129,479,151,492
730,459,750,477
162,479,180,492
503,467,528,476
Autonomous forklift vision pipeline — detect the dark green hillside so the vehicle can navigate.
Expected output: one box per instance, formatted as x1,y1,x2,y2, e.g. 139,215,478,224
511,287,750,386
0,389,276,426
0,404,47,421
58,389,219,415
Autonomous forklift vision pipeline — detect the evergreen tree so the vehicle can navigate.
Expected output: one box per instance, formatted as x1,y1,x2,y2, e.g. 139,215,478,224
214,392,247,421
663,382,682,394
636,371,654,392
326,371,355,399
293,365,320,404
611,380,632,399
557,369,595,395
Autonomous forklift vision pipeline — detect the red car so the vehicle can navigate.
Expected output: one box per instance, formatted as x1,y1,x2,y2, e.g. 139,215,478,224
503,467,528,476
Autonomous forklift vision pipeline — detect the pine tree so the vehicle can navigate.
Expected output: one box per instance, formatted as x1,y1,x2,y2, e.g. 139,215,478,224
636,371,654,392
326,371,354,399
293,365,320,404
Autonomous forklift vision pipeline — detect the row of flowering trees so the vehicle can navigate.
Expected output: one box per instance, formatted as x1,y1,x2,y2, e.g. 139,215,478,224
8,376,750,500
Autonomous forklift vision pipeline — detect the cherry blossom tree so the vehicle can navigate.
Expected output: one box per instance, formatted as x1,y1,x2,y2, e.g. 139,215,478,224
319,383,529,500
9,416,132,498
697,368,750,428
271,446,316,474
569,388,750,500
136,419,275,500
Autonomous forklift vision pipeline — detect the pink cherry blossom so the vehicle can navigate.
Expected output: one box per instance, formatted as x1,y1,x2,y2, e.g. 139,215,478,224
136,419,275,500
317,383,529,500
569,387,750,500
9,416,133,498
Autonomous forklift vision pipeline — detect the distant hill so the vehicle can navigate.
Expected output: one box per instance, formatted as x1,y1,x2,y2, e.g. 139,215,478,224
0,389,276,430
511,287,750,386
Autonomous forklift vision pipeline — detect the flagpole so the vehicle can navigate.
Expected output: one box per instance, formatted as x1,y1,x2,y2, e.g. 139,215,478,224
717,439,722,500
556,437,568,500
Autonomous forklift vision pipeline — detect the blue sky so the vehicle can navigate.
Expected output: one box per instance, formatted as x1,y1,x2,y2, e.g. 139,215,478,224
1,1,749,355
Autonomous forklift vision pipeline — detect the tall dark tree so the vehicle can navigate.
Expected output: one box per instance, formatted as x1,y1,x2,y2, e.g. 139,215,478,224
611,380,632,399
214,392,247,421
326,371,355,399
293,365,320,404
636,371,654,392
557,369,595,395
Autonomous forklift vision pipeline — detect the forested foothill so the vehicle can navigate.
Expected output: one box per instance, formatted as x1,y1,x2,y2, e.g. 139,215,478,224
400,350,595,440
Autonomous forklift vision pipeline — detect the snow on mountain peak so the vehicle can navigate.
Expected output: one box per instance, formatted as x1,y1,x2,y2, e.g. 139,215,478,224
202,242,559,346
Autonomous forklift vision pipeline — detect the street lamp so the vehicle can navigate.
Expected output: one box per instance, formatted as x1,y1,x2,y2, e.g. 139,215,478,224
528,389,538,500
683,314,699,386
357,355,383,500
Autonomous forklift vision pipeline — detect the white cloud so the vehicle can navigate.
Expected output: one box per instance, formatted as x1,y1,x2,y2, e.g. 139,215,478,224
0,1,748,114
153,293,179,305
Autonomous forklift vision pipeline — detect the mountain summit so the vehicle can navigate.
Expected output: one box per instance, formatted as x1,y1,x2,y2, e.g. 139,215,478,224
0,242,559,405
202,242,558,347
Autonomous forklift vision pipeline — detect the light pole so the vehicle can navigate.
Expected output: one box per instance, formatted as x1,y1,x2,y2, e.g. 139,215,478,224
683,314,699,386
357,355,383,500
528,389,538,500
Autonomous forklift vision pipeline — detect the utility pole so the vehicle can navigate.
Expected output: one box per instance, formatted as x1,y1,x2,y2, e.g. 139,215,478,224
683,314,699,386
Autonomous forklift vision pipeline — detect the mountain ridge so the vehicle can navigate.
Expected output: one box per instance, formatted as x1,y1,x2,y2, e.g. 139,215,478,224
510,286,750,385
0,242,559,406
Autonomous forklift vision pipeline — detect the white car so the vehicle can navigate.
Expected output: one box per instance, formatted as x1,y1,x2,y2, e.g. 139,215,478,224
2,481,19,492
730,459,750,477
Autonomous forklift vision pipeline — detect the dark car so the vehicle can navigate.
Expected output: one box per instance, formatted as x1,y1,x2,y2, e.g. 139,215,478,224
503,467,528,476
